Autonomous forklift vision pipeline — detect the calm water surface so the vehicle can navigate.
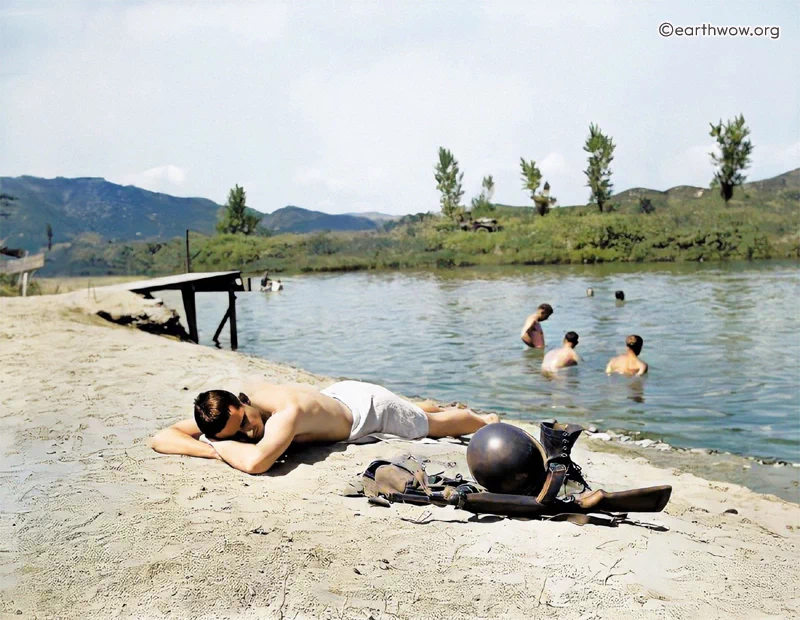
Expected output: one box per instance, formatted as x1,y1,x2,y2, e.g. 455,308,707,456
194,261,800,463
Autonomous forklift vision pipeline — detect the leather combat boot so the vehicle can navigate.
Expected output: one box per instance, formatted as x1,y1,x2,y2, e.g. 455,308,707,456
540,421,590,491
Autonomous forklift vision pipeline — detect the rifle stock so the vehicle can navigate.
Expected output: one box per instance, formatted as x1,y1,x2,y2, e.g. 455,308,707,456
574,486,672,513
390,485,672,518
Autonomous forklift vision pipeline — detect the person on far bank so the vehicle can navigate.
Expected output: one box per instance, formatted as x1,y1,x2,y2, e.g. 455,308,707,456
520,304,553,348
606,335,648,376
541,331,581,372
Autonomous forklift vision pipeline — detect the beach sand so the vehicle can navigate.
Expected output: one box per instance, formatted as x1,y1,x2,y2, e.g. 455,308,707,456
1,289,798,619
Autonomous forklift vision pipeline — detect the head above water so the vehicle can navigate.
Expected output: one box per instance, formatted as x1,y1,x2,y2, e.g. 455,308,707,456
586,288,594,297
615,290,625,301
194,390,265,441
564,331,579,347
626,334,643,356
536,303,554,320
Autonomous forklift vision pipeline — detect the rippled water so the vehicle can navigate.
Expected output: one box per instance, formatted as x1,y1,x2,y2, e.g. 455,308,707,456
193,261,800,463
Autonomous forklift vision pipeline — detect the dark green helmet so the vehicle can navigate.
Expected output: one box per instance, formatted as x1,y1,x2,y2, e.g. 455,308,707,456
466,423,547,495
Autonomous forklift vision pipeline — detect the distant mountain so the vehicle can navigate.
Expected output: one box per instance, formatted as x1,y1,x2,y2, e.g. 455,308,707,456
0,176,221,252
343,211,401,223
260,206,377,233
605,168,800,213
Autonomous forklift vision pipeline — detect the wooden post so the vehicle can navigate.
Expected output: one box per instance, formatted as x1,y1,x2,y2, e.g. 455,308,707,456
212,307,231,345
185,230,191,273
228,289,238,350
20,271,29,297
181,285,199,343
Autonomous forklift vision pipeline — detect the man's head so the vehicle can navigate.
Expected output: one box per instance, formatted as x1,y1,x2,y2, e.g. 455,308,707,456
615,290,625,301
626,334,643,356
536,303,554,321
194,390,264,441
586,288,594,297
563,331,579,348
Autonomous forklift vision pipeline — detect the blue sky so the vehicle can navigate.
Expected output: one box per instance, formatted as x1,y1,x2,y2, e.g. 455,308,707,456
1,1,798,214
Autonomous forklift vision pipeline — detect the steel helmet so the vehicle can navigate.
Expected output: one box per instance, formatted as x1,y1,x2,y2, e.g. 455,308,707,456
466,423,548,495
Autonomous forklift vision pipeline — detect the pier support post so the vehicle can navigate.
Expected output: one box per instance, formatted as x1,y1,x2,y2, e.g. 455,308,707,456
228,290,238,350
181,285,199,343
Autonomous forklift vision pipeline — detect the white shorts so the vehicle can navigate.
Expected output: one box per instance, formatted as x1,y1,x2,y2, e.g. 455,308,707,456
321,380,430,443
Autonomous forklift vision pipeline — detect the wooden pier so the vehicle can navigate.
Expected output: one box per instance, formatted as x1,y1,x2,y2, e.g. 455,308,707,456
112,271,245,349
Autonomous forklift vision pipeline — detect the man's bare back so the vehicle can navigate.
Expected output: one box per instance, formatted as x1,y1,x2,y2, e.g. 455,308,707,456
541,331,581,372
605,355,648,376
541,347,579,372
244,382,353,443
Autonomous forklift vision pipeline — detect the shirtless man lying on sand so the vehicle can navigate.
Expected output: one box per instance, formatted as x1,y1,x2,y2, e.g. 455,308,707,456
150,380,499,474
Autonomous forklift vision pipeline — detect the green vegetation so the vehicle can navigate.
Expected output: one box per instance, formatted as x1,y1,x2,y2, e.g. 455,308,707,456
41,169,800,277
584,124,615,212
710,114,753,205
216,184,261,235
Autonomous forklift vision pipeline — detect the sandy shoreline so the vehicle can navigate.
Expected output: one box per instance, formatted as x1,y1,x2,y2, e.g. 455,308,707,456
1,290,799,619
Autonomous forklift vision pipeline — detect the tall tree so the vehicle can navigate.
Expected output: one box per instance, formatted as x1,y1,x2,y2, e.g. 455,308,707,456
434,147,465,222
709,114,753,205
583,123,615,212
216,184,261,235
46,223,53,250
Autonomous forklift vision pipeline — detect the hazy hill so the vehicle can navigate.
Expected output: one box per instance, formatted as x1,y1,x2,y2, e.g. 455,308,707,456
259,206,377,233
343,211,401,222
591,168,799,213
0,176,221,252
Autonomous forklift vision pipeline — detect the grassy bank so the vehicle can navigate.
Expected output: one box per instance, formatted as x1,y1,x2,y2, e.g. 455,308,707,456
39,175,800,277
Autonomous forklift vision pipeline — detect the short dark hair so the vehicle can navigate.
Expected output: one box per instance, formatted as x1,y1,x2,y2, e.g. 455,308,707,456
564,331,579,346
194,390,241,438
626,334,643,355
615,290,625,300
537,303,553,317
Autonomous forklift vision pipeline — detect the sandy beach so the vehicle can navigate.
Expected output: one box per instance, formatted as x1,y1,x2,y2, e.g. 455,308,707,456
1,289,798,619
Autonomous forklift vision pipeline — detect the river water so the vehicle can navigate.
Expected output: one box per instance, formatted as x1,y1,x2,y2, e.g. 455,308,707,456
194,261,799,466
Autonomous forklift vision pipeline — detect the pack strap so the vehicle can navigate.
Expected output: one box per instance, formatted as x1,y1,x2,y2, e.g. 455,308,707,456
536,461,568,505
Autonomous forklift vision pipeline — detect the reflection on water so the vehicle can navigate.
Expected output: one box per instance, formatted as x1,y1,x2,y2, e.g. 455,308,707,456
195,261,800,462
627,378,646,404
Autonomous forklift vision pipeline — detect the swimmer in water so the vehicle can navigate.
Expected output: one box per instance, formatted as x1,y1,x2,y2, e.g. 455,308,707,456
606,334,648,376
541,332,581,372
520,303,553,349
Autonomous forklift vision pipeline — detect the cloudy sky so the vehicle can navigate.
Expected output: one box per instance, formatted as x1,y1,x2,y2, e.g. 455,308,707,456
1,1,798,214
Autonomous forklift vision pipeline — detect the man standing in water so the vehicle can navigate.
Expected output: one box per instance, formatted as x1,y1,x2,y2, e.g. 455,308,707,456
150,380,499,474
542,332,581,372
520,303,553,348
606,335,648,375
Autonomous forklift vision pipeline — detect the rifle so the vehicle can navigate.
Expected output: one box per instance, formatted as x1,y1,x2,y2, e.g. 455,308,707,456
390,485,672,519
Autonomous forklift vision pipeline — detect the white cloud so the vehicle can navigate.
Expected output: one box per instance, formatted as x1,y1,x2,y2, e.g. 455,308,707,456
118,165,188,193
